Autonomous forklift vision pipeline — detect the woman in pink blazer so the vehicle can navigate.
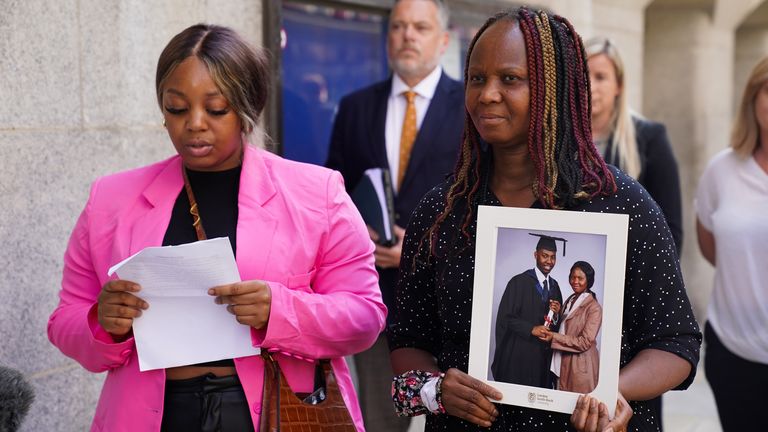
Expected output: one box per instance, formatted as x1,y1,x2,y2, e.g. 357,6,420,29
47,24,386,432
544,261,602,394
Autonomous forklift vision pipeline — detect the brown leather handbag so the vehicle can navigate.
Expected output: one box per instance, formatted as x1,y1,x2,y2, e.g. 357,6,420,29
181,167,354,430
259,352,356,432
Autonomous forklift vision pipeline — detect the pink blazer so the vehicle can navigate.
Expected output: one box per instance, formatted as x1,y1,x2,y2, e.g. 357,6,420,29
48,145,386,431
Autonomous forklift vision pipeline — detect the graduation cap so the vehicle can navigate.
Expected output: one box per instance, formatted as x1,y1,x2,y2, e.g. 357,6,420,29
529,233,568,256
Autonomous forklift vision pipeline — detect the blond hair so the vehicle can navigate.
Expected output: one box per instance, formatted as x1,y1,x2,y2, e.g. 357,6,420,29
585,37,640,178
731,56,768,157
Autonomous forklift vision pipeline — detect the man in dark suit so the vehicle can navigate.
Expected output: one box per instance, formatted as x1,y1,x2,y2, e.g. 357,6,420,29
325,1,464,430
492,234,564,388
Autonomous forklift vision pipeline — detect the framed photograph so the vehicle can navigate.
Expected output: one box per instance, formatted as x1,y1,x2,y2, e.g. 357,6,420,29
468,206,628,416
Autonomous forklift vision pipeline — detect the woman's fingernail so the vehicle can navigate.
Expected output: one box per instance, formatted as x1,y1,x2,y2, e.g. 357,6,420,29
208,288,215,295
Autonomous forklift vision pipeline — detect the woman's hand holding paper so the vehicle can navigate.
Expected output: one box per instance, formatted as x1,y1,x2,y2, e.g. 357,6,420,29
209,281,272,329
97,279,148,341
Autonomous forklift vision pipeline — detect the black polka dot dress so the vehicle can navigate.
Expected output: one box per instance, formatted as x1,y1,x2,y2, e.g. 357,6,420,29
387,168,701,432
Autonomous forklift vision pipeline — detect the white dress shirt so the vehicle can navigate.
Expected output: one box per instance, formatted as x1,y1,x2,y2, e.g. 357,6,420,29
534,266,551,296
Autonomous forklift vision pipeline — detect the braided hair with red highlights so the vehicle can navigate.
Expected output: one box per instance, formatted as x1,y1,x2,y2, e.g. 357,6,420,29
420,7,615,259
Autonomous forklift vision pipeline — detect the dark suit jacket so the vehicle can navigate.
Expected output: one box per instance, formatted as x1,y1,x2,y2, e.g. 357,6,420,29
491,269,563,386
604,117,682,252
326,71,464,318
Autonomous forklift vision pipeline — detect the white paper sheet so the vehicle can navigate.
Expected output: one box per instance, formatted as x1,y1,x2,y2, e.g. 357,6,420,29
107,237,261,371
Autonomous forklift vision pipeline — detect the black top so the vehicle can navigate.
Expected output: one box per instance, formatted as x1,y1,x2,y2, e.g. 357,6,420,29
163,166,241,251
387,167,701,432
603,117,683,252
163,166,241,368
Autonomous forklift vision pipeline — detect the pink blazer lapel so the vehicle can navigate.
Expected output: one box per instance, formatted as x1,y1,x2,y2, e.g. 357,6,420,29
235,145,278,281
128,157,184,255
125,147,279,281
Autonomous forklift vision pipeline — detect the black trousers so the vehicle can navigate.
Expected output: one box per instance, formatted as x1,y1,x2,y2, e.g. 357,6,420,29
354,334,411,432
161,373,254,432
705,322,768,432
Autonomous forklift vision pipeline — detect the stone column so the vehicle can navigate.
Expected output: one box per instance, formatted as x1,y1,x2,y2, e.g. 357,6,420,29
0,1,263,431
590,0,654,109
734,5,768,111
643,0,764,322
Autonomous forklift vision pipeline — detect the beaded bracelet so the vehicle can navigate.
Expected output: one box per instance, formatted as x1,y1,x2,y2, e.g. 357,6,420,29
434,372,447,414
391,370,446,416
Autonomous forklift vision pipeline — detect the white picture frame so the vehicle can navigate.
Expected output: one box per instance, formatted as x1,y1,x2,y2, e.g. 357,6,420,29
468,206,628,417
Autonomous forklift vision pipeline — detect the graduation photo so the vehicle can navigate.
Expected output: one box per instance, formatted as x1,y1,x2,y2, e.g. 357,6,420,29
489,229,606,394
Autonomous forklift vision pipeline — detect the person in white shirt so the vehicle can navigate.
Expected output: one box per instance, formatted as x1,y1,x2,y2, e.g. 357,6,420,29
695,55,768,432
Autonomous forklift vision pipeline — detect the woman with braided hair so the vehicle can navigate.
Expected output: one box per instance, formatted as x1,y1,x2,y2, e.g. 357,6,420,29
387,7,701,432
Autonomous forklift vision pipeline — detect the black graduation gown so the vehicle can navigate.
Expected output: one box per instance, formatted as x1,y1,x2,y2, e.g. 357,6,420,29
491,269,563,387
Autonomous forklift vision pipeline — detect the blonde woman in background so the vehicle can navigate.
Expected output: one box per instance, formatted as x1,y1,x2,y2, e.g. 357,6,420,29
695,56,768,432
586,37,683,252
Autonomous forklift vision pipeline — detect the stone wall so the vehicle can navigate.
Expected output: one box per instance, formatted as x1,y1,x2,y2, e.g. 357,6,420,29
0,1,262,430
643,0,766,321
2,0,766,430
